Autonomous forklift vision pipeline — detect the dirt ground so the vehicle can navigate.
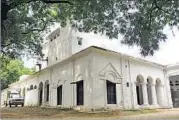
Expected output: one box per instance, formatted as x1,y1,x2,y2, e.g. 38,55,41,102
1,107,179,120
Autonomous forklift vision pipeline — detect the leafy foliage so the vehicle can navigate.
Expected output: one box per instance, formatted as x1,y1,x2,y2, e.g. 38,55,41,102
1,0,179,58
0,57,35,90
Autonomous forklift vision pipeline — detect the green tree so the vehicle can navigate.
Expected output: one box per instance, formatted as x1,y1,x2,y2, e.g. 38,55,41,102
1,0,179,58
0,57,35,90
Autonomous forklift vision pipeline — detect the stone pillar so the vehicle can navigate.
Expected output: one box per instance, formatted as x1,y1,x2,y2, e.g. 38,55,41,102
159,84,166,106
151,84,157,106
142,82,148,106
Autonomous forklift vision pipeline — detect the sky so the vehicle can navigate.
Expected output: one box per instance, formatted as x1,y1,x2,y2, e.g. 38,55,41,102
23,26,179,68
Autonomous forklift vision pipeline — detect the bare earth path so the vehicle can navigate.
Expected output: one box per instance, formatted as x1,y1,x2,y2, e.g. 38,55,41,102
1,107,179,120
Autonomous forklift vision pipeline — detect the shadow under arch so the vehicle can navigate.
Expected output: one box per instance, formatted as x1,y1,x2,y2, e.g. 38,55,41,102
44,80,50,102
38,82,43,106
136,75,144,105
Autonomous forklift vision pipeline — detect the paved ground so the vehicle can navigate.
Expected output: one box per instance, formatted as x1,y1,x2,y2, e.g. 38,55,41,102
1,107,179,120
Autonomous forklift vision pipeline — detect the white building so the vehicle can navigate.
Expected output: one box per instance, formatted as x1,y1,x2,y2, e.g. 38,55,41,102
167,64,179,108
1,26,176,110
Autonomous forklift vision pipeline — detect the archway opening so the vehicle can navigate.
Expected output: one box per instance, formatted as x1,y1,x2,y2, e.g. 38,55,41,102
45,80,50,102
38,82,43,106
147,77,153,105
136,75,144,105
57,85,62,105
30,85,33,90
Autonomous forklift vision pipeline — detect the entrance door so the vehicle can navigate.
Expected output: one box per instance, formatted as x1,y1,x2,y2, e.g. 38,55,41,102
39,82,43,106
136,85,140,105
106,80,116,104
57,85,62,105
136,84,143,105
39,89,43,106
76,80,84,105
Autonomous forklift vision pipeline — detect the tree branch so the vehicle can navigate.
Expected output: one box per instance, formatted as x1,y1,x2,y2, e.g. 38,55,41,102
2,0,72,23
153,0,171,15
22,19,49,34
42,0,72,5
147,0,171,28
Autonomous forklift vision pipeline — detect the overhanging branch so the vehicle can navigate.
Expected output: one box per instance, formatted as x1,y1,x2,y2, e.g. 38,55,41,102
22,19,50,34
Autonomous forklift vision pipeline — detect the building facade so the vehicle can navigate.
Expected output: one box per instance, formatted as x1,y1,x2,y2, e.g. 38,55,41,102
1,26,175,110
167,64,179,108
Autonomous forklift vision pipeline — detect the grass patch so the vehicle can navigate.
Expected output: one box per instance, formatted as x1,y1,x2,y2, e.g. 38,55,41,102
1,107,159,119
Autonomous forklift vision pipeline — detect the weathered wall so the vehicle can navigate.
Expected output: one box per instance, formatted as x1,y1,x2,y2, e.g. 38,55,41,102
90,51,123,109
1,47,173,110
47,26,73,66
129,59,172,108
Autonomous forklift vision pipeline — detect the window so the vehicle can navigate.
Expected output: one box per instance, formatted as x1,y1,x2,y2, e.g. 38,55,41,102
57,85,62,105
78,40,82,45
170,81,173,86
76,80,84,105
30,85,33,90
77,37,83,45
34,85,37,89
175,81,179,85
106,80,116,104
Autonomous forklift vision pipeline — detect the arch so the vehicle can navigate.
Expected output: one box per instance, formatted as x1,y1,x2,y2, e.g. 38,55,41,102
57,80,63,87
75,74,83,82
155,78,162,105
170,81,173,86
38,82,43,106
44,80,50,102
147,77,153,105
136,75,144,105
30,85,33,90
156,78,162,85
147,76,153,84
99,63,122,79
105,71,116,82
136,75,144,83
175,81,179,85
34,85,37,89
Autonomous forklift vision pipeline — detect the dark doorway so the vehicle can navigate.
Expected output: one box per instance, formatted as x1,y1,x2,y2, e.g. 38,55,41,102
136,84,143,105
136,85,140,105
57,85,62,105
39,89,43,105
106,80,116,104
45,80,50,102
39,82,43,106
46,84,49,102
76,80,84,105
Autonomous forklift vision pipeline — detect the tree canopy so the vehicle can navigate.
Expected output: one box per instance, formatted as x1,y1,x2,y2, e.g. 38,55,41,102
1,0,179,58
0,57,35,90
